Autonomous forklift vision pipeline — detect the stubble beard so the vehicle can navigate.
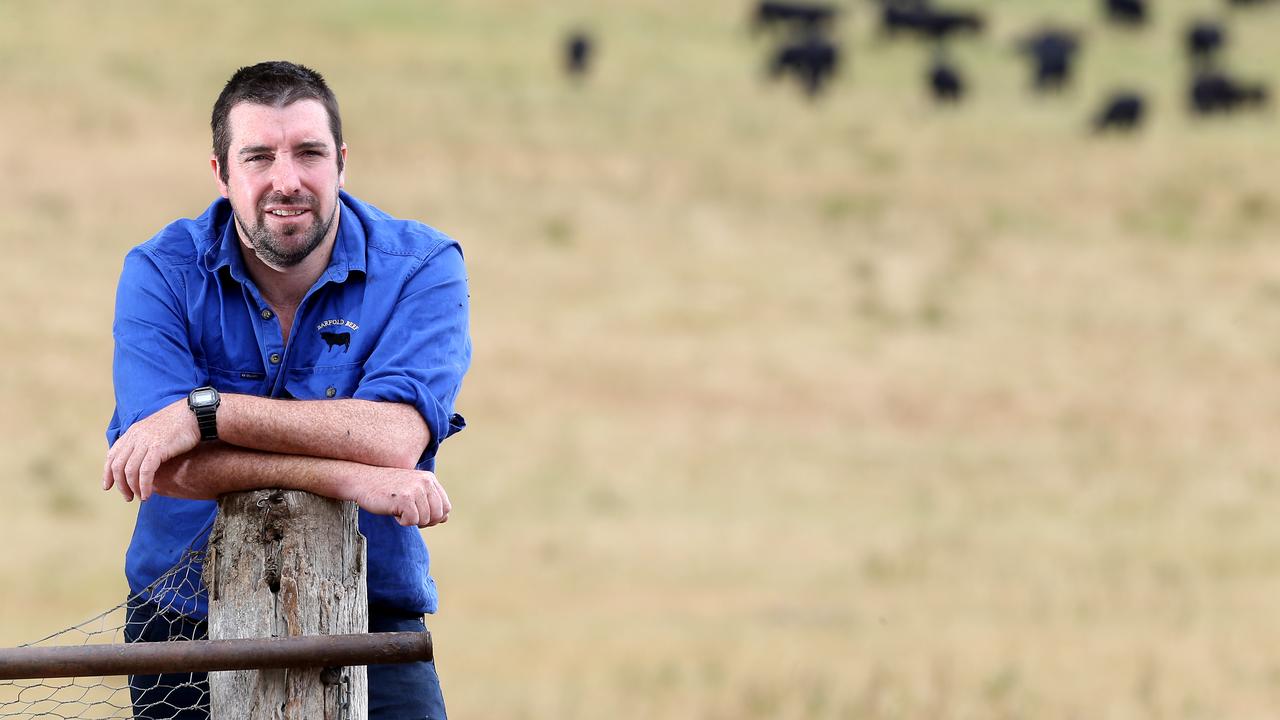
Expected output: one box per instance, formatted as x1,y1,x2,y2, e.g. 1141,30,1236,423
233,190,339,268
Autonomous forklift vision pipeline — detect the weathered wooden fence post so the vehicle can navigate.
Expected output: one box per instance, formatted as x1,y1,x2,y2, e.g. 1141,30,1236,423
206,489,368,719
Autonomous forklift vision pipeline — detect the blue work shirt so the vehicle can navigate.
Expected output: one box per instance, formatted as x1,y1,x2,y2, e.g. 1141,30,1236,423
107,190,471,618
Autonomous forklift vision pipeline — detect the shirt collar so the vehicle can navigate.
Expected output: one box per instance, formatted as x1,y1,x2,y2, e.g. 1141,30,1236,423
326,191,368,283
202,191,367,284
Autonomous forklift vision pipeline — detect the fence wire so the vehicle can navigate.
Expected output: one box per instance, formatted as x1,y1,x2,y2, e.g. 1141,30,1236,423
0,549,211,719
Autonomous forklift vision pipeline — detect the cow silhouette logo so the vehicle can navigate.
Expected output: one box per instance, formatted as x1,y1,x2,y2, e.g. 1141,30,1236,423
320,331,351,352
316,318,359,352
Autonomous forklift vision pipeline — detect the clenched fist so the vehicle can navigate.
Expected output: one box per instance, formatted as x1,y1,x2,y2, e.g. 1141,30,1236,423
353,466,452,528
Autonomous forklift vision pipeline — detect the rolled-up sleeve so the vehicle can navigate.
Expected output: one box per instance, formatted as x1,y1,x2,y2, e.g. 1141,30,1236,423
353,241,471,466
107,248,200,446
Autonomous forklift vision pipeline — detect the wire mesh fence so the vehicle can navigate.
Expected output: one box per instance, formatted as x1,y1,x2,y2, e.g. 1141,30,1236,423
0,550,210,719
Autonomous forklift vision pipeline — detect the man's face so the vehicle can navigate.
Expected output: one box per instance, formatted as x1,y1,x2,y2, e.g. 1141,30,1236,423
213,99,347,268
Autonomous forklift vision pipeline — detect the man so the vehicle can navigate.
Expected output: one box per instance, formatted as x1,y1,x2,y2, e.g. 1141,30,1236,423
103,60,470,719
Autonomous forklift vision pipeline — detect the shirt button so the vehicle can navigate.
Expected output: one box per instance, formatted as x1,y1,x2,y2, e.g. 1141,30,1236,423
269,353,281,365
325,387,337,398
260,309,274,320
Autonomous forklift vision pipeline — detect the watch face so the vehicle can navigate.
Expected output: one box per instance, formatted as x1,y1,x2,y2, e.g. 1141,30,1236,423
191,388,218,406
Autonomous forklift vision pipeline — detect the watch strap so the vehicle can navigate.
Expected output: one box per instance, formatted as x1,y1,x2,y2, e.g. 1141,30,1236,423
194,408,218,442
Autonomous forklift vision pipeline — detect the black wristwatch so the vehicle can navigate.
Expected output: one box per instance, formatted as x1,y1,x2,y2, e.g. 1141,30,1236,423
188,386,221,442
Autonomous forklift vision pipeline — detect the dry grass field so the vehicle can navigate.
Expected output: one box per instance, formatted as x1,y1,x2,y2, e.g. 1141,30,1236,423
4,0,1280,717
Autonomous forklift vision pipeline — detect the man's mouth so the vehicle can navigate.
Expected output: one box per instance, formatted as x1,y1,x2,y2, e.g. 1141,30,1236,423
267,208,309,218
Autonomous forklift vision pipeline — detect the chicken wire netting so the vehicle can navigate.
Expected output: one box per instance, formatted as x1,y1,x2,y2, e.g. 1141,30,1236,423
0,549,210,720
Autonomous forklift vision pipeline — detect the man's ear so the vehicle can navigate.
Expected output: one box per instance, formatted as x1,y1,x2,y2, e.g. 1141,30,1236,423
211,155,229,198
338,143,348,189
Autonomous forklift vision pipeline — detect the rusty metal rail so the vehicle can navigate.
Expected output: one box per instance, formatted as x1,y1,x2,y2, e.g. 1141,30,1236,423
0,631,432,681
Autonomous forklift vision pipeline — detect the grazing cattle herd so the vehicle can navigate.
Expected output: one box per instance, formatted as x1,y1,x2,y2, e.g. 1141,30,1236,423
563,0,1279,134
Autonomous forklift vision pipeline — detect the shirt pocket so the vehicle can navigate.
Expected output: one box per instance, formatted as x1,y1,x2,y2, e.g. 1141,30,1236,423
207,366,270,396
283,362,364,401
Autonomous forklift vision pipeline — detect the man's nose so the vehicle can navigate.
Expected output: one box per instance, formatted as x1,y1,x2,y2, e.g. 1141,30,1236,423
271,157,303,195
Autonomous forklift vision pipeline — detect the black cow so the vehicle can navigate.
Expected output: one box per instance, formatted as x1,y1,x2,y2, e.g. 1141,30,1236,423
929,56,965,103
878,1,984,41
879,2,930,36
1190,72,1269,114
920,9,984,40
769,33,841,98
753,1,839,32
1092,91,1146,132
564,30,594,78
320,331,351,352
1104,0,1148,27
1019,28,1081,93
1186,20,1226,63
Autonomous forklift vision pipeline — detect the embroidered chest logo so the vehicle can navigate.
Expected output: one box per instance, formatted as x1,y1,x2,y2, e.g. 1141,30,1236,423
316,318,360,353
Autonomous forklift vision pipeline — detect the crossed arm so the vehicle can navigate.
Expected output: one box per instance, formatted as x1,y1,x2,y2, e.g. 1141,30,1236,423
103,394,451,528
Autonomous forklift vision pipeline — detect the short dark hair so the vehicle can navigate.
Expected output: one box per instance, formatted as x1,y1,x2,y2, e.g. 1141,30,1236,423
211,61,344,184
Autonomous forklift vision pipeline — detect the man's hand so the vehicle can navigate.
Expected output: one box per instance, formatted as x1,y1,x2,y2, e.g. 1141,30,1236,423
103,398,200,502
353,467,452,528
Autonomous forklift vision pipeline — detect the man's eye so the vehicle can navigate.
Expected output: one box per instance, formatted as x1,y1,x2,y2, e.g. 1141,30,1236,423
246,155,269,163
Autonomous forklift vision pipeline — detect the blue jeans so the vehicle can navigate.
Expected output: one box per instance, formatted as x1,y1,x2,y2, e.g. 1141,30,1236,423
367,607,448,720
125,599,447,719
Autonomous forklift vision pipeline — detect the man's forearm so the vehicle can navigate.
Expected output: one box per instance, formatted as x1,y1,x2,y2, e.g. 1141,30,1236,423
217,395,430,470
154,442,366,502
152,443,451,528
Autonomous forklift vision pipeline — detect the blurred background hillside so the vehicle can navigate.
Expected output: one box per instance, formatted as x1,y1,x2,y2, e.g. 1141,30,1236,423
4,0,1280,717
